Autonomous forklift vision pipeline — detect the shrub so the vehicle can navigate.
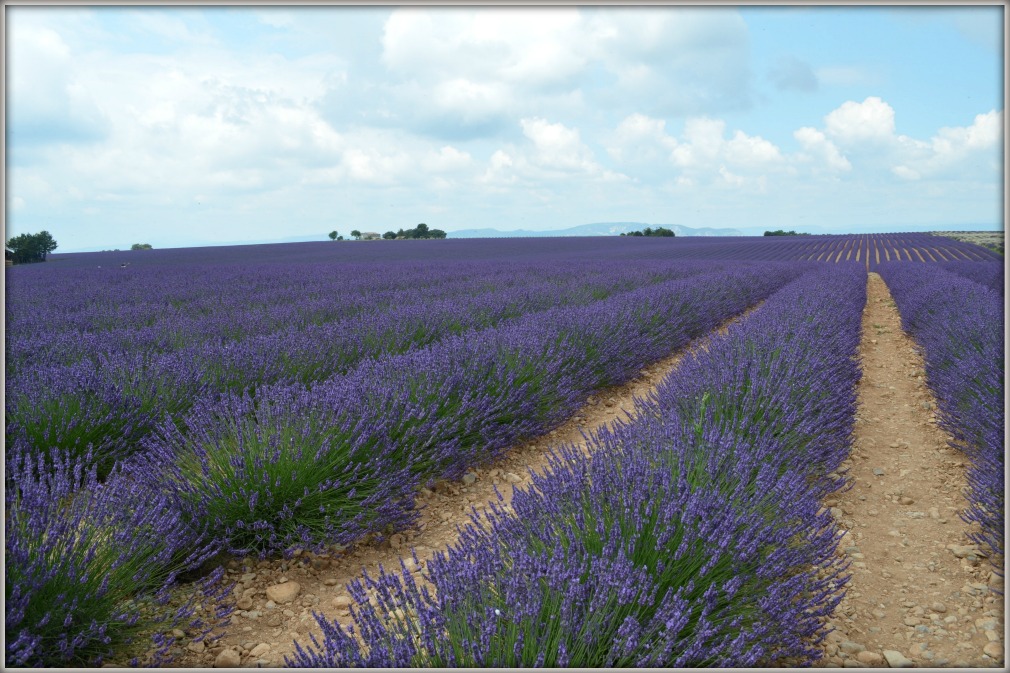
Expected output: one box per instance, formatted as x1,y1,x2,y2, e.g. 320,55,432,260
5,446,224,667
148,384,423,557
6,361,156,478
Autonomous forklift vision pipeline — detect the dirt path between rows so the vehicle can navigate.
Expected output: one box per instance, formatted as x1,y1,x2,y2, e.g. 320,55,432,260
157,304,763,668
814,273,1004,668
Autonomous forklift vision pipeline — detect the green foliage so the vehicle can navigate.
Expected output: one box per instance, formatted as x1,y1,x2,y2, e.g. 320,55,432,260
328,231,339,241
382,231,397,240
398,223,447,240
6,230,58,264
168,397,397,556
763,230,810,236
620,227,675,238
130,243,153,250
350,230,362,240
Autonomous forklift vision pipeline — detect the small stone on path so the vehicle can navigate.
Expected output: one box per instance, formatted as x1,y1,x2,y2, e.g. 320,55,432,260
856,651,884,665
983,642,1003,661
214,649,241,668
266,581,301,604
249,643,271,658
882,650,914,668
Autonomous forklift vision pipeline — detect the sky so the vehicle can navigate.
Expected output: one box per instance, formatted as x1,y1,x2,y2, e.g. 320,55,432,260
5,4,1005,252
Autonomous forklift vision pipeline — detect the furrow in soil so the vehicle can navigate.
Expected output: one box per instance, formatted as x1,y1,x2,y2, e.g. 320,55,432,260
815,272,1004,669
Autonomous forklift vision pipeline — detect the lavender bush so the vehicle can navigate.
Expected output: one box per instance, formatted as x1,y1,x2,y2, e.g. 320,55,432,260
149,384,424,557
878,262,1004,559
287,264,864,667
6,360,156,477
5,445,226,667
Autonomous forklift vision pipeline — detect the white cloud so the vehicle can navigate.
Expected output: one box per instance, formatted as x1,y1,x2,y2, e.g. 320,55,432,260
520,117,598,172
794,126,852,172
422,146,473,173
892,109,1003,180
605,113,786,190
8,24,108,144
431,78,511,124
718,166,747,188
375,6,753,140
726,130,784,168
605,113,678,164
382,7,585,90
824,96,896,144
654,116,783,172
584,8,753,115
813,98,1002,182
479,117,628,190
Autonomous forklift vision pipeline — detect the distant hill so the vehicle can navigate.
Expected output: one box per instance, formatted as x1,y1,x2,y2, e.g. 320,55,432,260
448,222,744,238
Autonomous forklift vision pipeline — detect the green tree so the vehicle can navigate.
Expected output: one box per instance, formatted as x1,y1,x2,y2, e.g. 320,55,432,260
130,243,153,250
622,227,674,238
6,230,57,264
383,231,397,240
350,230,361,240
414,223,429,237
764,230,808,236
328,231,339,241
428,229,447,239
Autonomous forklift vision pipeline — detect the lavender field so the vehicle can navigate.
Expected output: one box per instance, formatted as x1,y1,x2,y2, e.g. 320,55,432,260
5,235,1003,667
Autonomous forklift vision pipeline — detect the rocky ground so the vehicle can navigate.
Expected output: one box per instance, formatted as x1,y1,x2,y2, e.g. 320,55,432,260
115,276,1005,669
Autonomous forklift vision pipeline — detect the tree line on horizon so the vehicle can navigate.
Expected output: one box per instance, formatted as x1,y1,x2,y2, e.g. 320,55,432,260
329,223,447,241
620,226,675,237
763,230,811,236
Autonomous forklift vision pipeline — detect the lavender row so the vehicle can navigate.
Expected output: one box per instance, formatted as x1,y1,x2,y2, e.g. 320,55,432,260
141,263,805,558
937,260,1004,297
877,262,1004,559
286,263,865,667
6,257,697,375
7,261,722,475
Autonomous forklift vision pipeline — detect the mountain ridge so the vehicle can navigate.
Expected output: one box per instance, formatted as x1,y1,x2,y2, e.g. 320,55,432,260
447,222,744,238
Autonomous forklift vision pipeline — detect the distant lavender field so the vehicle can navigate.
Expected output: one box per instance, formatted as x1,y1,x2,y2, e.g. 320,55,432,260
5,235,1001,667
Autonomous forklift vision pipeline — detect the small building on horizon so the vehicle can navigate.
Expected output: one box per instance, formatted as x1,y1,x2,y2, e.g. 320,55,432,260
360,232,382,240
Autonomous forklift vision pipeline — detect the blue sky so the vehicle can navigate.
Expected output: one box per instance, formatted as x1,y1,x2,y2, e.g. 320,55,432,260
6,5,1004,252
